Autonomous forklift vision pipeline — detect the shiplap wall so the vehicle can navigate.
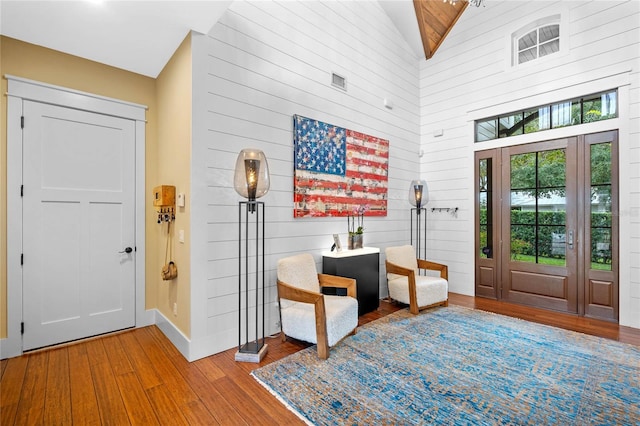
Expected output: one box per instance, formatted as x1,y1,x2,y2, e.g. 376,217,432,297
419,1,640,327
189,1,421,358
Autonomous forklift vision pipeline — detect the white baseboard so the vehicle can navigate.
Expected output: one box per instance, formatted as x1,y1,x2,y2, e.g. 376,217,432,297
188,328,236,361
137,308,156,328
154,309,192,360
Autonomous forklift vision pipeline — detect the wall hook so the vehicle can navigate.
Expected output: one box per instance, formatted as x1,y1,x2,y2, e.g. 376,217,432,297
431,207,459,217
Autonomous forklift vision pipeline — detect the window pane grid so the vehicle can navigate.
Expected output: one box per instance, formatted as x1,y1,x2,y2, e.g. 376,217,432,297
499,113,524,138
476,119,497,141
539,24,559,43
524,107,550,133
539,40,559,57
479,158,493,259
475,90,617,142
519,48,537,64
510,150,566,266
517,24,559,65
518,30,537,50
590,142,612,271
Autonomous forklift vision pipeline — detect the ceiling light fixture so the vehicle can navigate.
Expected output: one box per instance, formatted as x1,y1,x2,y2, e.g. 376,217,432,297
444,0,485,6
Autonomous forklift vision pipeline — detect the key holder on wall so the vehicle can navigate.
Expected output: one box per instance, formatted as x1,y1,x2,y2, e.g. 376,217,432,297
154,185,176,223
431,207,459,218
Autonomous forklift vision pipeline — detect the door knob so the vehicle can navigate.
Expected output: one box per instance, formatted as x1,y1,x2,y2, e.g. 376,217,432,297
119,247,133,254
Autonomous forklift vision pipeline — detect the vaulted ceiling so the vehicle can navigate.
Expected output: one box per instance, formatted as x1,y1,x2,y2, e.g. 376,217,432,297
413,0,468,59
0,0,469,77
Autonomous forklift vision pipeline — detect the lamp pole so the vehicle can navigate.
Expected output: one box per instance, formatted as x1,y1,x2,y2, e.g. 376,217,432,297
409,180,428,261
234,149,270,363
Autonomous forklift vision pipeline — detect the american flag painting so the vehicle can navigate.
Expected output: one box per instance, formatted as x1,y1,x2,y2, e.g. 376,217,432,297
293,115,388,218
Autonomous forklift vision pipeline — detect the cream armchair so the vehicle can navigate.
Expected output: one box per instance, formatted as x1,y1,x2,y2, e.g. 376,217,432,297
385,245,448,315
277,253,358,359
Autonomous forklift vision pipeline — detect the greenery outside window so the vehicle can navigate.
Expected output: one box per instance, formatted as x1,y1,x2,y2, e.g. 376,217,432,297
590,142,613,271
475,90,617,142
479,158,493,259
509,149,567,265
524,106,550,133
499,113,524,138
551,99,581,129
584,92,617,123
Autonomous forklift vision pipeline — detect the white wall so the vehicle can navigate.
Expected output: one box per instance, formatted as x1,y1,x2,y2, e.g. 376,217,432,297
189,1,421,359
419,1,640,327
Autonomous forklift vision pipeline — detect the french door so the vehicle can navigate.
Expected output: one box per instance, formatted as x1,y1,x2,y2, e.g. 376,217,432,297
475,131,618,321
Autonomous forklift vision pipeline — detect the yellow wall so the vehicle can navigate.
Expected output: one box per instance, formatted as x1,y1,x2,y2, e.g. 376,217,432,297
0,36,159,338
154,34,192,336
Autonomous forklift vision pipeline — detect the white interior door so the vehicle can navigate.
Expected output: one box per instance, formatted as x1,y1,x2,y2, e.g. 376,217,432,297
22,100,136,350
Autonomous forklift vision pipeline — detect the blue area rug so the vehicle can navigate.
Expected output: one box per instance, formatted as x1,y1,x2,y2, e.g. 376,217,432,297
252,305,640,425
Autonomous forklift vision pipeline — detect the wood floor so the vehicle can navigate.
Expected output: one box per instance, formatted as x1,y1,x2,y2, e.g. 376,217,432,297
2,294,639,425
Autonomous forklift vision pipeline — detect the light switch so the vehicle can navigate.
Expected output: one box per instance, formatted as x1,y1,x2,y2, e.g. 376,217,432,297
179,229,185,243
177,192,186,207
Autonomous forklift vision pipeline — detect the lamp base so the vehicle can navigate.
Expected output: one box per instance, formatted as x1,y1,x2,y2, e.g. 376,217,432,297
234,343,268,363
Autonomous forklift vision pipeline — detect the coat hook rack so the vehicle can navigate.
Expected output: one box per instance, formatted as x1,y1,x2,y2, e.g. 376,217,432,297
154,185,176,223
431,207,459,217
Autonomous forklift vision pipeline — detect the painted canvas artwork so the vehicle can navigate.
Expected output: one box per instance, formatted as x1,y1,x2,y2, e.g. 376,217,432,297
293,115,388,218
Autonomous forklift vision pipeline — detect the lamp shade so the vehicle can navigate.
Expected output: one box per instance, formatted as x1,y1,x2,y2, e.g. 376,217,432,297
234,149,270,201
408,179,428,209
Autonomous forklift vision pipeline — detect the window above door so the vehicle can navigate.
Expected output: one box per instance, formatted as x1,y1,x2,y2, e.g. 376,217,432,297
475,89,618,142
511,15,562,67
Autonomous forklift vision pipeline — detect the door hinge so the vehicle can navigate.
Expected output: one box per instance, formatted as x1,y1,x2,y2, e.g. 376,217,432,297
21,116,24,129
21,253,23,265
21,185,24,197
21,322,24,335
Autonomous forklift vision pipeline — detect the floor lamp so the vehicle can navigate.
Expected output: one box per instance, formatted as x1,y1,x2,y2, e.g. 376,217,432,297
409,180,428,261
233,148,270,363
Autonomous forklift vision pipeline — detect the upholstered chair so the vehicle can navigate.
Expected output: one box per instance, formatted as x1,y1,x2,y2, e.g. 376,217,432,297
276,253,358,360
384,245,448,315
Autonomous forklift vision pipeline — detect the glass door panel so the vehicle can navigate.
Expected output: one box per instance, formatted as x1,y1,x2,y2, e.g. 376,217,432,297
479,158,493,259
501,138,578,313
589,142,612,271
583,132,618,321
509,149,567,266
475,151,499,299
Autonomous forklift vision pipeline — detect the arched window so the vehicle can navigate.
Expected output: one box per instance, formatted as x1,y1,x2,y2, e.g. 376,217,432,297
513,16,560,66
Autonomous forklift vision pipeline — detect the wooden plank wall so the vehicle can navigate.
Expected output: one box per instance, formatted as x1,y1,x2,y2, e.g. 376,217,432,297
418,0,640,327
192,1,422,357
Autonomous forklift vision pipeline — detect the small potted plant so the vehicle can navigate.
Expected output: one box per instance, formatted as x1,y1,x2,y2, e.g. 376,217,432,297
347,205,368,249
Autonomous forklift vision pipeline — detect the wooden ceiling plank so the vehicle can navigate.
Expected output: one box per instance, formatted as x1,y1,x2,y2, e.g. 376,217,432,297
413,0,468,60
413,0,432,59
430,2,468,58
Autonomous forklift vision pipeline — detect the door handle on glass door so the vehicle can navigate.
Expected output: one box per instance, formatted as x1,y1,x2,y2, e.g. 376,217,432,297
567,231,574,250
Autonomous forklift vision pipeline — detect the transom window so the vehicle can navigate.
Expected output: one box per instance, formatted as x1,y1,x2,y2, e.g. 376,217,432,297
475,90,618,142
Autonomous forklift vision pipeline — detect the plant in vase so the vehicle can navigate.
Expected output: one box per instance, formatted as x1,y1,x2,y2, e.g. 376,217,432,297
347,205,368,249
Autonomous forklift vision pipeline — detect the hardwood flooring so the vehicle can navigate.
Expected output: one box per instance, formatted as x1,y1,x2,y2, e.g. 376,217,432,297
2,294,638,425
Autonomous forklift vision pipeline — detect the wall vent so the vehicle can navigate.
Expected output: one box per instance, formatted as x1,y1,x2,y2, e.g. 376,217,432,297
331,72,347,91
